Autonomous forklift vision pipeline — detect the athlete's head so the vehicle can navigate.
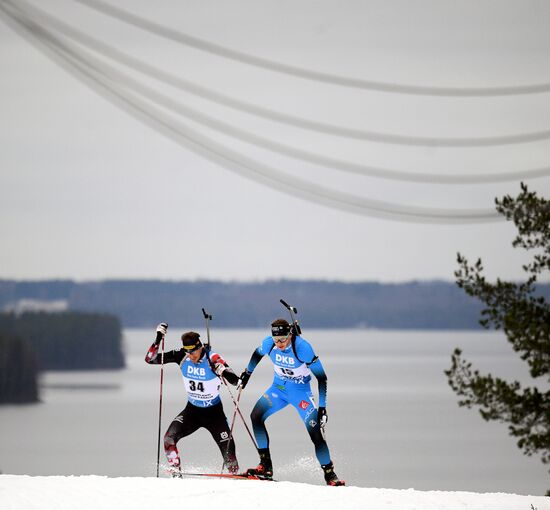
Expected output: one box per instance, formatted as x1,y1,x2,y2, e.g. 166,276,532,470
181,331,203,361
271,319,292,349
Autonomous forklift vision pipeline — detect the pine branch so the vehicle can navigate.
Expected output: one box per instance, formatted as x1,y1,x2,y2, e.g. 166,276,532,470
450,184,550,493
445,350,550,460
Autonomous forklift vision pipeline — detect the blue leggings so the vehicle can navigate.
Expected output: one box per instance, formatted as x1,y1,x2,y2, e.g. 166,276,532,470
250,383,331,466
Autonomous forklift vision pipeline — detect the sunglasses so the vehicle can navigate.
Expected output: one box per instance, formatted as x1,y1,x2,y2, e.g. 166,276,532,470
273,335,289,343
183,344,202,353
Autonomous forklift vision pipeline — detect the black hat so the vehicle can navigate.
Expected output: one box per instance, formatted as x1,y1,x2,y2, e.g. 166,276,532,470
181,331,202,352
271,319,290,337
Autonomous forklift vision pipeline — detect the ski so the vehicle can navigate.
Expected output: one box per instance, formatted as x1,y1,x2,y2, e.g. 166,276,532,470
175,471,276,481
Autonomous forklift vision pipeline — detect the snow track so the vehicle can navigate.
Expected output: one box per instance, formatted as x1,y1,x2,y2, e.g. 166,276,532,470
1,475,548,510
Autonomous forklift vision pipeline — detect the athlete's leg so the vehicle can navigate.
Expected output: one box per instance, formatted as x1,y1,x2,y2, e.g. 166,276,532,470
202,403,239,474
250,386,288,450
290,390,331,466
246,386,289,477
290,389,345,485
163,404,200,468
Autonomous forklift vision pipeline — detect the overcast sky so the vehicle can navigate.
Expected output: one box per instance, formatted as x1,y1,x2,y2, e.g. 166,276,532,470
1,0,550,283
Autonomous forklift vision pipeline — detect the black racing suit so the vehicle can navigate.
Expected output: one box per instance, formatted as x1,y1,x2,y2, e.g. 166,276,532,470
145,340,239,473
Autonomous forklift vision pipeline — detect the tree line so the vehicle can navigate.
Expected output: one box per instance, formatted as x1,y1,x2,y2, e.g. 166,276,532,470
0,311,124,404
2,279,537,329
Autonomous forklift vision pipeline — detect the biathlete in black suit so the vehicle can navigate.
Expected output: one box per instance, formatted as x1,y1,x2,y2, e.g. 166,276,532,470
145,323,239,474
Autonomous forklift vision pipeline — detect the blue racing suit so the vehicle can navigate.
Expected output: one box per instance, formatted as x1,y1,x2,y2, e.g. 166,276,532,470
245,334,331,466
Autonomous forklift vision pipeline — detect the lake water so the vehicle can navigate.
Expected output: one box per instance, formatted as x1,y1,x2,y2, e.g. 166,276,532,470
0,328,547,495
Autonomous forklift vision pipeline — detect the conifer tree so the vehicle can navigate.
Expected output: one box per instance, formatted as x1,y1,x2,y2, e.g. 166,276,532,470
445,183,550,494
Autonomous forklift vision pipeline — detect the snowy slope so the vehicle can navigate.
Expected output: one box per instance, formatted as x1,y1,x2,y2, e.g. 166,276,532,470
0,475,548,510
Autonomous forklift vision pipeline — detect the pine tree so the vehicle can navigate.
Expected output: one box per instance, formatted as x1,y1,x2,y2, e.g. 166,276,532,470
445,183,550,495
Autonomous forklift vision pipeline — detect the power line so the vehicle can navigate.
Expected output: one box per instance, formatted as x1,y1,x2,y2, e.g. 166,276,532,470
74,0,550,98
10,0,550,148
0,1,501,224
9,0,550,185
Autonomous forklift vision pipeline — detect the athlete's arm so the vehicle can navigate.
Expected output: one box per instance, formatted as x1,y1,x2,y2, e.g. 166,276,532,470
246,347,264,373
210,353,240,386
294,337,328,408
144,340,185,365
221,368,239,386
309,358,328,408
239,345,266,388
145,323,185,365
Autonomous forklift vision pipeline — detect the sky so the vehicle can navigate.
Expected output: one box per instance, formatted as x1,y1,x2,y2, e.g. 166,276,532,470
1,0,550,283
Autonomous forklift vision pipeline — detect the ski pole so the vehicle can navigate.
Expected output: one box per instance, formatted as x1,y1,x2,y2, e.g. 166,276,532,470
221,384,243,473
156,324,167,478
280,299,302,335
223,380,258,450
201,308,258,460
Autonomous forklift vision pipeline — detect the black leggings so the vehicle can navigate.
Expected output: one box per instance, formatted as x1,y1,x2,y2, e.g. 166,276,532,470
164,402,238,471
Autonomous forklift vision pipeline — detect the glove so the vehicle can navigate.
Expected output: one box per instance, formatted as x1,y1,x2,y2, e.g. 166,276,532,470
239,370,251,389
318,407,328,429
155,322,168,342
214,362,226,377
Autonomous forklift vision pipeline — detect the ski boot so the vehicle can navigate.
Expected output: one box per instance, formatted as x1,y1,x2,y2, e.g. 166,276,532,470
245,448,273,480
322,462,345,486
170,467,183,479
165,462,183,478
225,458,240,475
165,446,183,478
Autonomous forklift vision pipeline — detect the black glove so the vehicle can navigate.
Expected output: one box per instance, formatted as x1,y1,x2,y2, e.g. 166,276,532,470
155,322,168,343
318,407,328,429
239,370,251,389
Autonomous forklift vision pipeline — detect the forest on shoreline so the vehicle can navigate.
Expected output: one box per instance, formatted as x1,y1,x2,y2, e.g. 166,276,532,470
1,278,534,329
0,311,124,403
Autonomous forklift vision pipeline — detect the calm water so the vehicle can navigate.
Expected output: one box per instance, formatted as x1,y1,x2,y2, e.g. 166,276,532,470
0,328,547,495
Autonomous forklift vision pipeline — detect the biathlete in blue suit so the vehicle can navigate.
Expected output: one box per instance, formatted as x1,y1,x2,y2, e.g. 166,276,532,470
240,318,345,486
145,323,239,475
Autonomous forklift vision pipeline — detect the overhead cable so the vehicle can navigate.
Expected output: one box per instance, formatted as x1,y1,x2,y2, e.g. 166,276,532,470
0,2,501,224
11,0,550,148
9,0,550,185
74,0,550,98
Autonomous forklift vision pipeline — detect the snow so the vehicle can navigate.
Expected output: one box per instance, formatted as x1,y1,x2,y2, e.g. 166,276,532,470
0,475,548,510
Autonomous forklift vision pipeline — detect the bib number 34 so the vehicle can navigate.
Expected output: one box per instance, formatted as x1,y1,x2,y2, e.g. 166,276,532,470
189,380,205,392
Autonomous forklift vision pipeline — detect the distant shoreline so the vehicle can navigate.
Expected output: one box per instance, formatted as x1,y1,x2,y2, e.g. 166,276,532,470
1,278,549,330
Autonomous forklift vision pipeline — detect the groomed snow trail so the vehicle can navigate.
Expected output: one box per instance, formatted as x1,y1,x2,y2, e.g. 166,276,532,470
0,475,548,510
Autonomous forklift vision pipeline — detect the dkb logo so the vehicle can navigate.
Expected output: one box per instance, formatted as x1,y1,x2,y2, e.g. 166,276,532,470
275,353,295,365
